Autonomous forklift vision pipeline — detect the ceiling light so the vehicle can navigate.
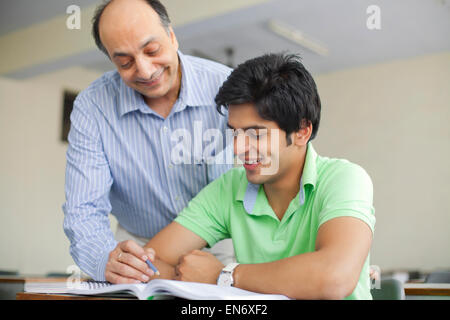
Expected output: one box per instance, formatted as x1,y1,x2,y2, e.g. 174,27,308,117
267,19,329,56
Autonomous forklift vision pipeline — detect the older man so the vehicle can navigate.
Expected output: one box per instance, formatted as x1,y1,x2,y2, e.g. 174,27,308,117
63,0,233,284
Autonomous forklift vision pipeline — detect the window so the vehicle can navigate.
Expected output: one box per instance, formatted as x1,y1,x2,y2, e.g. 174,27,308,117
61,90,79,142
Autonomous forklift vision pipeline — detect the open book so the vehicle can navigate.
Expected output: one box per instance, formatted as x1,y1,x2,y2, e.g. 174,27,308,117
25,279,290,300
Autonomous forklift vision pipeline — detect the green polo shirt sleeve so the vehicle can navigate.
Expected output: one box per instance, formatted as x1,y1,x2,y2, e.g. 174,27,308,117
174,170,233,247
318,161,376,233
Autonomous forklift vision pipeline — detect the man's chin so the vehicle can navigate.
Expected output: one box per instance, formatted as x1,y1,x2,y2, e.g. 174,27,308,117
135,85,168,101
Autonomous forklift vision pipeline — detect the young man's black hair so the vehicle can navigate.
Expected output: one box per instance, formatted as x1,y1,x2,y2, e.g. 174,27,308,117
92,0,171,56
215,52,321,144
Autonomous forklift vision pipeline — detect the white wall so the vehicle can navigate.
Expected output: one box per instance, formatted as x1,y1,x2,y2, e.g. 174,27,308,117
313,51,450,272
0,67,108,275
0,52,449,275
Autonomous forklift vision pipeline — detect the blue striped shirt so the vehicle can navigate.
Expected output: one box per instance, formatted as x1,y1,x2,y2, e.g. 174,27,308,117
62,51,232,281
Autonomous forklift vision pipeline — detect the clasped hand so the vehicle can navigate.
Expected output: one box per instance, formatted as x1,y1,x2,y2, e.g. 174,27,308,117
106,240,224,284
174,249,225,284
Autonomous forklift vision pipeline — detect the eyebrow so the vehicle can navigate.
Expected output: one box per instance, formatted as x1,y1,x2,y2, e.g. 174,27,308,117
227,123,268,131
112,36,157,58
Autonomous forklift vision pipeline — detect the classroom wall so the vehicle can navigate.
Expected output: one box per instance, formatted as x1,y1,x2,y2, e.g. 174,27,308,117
313,51,450,272
0,67,108,275
0,52,448,275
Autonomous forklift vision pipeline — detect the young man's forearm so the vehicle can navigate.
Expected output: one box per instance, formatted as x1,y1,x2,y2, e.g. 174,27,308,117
232,251,355,300
150,258,176,280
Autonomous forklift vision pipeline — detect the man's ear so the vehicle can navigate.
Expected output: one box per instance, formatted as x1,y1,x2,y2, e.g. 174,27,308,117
169,26,179,50
293,122,313,147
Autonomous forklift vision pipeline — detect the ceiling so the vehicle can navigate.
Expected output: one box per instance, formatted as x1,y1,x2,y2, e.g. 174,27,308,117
1,0,449,78
0,0,99,36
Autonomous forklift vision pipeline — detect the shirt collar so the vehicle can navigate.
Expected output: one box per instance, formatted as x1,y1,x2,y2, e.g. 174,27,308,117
302,142,318,190
117,74,144,117
237,142,318,215
177,51,215,107
117,51,213,117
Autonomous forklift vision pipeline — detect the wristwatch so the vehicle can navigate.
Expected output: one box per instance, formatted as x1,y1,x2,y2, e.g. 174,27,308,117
217,262,240,287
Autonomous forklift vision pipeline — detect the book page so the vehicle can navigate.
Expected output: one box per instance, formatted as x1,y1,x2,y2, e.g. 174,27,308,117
144,279,290,300
25,280,146,299
25,279,290,300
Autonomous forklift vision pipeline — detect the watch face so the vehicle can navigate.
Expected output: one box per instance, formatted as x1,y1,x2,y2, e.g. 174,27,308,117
223,275,232,286
218,272,233,286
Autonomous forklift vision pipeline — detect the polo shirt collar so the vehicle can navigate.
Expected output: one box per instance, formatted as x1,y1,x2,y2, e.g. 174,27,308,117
237,143,318,215
302,142,318,190
117,50,210,117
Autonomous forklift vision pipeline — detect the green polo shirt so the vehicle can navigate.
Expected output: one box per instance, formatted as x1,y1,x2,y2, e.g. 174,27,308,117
175,143,375,300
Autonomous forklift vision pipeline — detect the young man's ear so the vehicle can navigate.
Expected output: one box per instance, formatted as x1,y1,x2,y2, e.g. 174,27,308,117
293,122,312,147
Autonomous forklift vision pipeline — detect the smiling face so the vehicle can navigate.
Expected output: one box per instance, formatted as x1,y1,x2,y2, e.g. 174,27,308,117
99,0,180,103
228,103,311,187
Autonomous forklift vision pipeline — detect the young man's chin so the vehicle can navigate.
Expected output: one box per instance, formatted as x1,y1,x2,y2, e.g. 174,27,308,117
245,168,270,185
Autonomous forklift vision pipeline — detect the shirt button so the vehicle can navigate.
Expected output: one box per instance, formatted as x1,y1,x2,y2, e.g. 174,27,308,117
168,164,173,169
163,126,169,133
194,156,203,164
175,196,180,201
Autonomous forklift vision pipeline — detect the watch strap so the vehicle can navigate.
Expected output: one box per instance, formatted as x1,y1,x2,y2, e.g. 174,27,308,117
222,262,240,273
217,262,240,286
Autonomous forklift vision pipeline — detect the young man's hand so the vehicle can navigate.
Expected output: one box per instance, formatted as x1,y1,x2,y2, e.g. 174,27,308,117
174,250,224,284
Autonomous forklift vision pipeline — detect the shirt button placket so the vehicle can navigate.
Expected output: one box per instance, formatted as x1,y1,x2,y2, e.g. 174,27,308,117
160,123,174,192
160,122,182,210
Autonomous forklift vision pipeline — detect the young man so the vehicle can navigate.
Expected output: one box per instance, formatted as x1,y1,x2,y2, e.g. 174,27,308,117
144,53,376,299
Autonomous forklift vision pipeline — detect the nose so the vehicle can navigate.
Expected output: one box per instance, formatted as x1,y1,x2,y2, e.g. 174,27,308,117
233,130,246,155
135,55,156,80
233,131,258,158
234,138,245,157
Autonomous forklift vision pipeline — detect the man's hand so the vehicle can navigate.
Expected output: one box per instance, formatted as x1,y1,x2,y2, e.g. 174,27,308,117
174,250,224,284
105,240,157,284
